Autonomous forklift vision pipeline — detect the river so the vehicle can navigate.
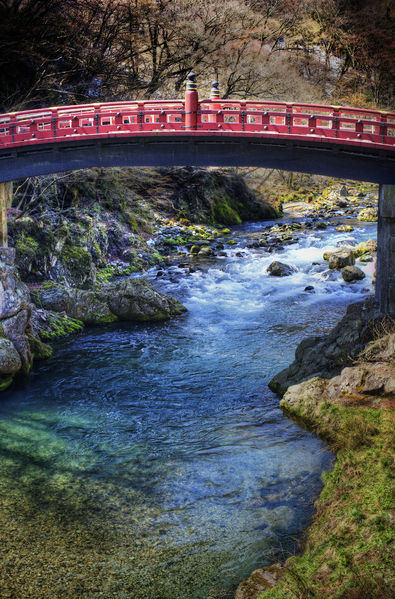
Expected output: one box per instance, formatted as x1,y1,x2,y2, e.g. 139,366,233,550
0,208,376,598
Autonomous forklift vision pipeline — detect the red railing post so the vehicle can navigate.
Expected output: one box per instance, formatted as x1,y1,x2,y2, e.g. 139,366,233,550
380,113,387,144
332,108,340,138
185,72,198,131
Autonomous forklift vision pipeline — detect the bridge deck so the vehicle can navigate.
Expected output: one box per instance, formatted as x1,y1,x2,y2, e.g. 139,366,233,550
0,99,394,184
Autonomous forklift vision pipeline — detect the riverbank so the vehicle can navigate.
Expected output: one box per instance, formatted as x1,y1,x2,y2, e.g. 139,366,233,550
237,300,394,599
0,170,389,598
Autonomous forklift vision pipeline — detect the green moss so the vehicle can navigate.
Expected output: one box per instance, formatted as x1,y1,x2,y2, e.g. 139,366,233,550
28,335,53,360
0,375,13,392
15,234,39,259
162,237,187,246
62,245,92,283
97,262,141,284
92,313,118,324
41,280,58,290
212,201,242,226
39,315,84,340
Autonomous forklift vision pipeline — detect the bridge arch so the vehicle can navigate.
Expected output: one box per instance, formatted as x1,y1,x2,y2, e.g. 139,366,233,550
0,75,394,312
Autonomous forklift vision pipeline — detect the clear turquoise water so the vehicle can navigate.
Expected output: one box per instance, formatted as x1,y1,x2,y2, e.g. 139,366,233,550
0,218,376,598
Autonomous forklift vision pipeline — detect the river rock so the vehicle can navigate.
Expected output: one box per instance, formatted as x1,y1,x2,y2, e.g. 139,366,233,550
335,224,354,232
0,254,34,374
199,245,215,257
341,265,366,282
235,564,285,599
357,207,378,222
0,338,22,374
353,239,377,257
31,283,75,313
359,254,374,263
269,297,379,395
107,279,186,321
281,331,395,410
324,247,355,269
267,261,296,277
68,288,115,324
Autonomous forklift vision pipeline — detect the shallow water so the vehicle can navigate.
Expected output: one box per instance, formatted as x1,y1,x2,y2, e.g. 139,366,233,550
0,215,376,598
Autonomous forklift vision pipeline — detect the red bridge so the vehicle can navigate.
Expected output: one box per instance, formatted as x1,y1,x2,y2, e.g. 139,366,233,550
0,74,394,313
0,75,394,184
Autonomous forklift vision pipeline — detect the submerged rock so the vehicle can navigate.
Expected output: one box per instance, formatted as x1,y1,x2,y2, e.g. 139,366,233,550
267,261,296,277
235,564,285,599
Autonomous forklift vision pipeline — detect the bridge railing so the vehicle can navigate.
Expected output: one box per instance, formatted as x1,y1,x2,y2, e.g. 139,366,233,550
0,99,394,150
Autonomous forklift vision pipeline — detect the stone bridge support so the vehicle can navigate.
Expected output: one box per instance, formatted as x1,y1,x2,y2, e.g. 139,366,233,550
376,185,395,315
0,181,12,247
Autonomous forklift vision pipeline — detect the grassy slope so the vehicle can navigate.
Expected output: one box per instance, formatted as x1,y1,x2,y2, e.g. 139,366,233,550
260,399,394,599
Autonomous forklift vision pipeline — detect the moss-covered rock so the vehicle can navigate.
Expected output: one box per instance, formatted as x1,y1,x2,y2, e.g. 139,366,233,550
28,335,53,360
353,239,377,257
335,224,354,232
38,313,84,340
357,207,378,222
106,279,187,322
61,245,96,289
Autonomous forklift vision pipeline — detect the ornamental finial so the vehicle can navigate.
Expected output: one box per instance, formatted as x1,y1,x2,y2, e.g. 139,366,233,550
186,72,197,91
210,80,220,100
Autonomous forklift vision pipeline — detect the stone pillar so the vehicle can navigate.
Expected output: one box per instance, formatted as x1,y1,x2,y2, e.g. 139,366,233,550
376,184,395,315
0,181,12,247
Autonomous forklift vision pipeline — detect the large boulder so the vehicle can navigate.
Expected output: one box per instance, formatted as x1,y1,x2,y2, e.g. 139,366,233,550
68,288,115,324
267,261,296,277
0,251,33,374
31,283,74,313
269,297,379,396
324,247,355,269
1,308,33,373
107,279,186,321
0,338,22,375
31,279,187,325
281,332,395,409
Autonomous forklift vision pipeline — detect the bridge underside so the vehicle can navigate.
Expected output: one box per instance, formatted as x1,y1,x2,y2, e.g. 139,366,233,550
0,135,394,184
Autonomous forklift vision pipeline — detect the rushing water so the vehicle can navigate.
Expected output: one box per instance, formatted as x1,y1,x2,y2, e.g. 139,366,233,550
0,211,376,598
